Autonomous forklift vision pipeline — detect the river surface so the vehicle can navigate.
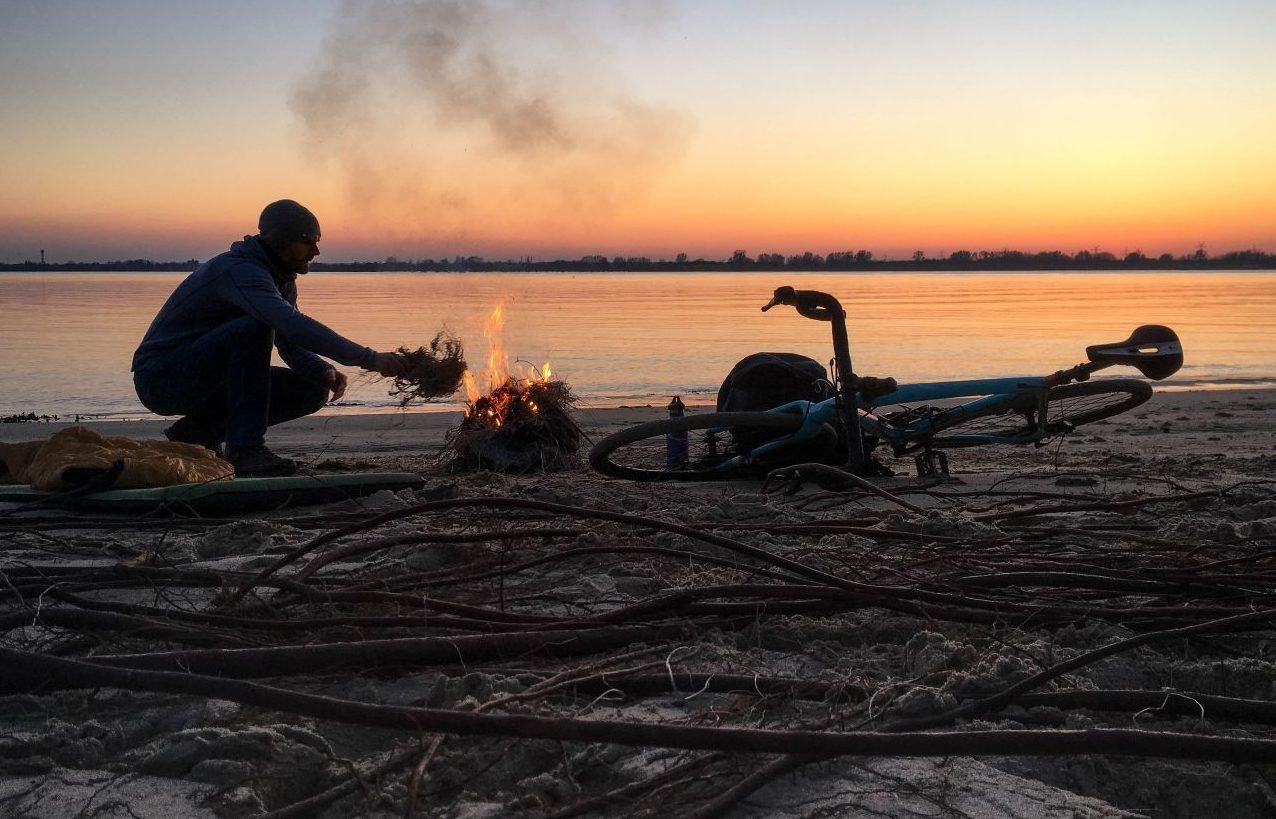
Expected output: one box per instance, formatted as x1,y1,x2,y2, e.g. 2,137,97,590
1,270,1273,419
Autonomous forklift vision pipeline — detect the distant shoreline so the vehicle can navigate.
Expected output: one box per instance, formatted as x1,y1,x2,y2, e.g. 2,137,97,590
2,246,1274,274
2,260,1274,273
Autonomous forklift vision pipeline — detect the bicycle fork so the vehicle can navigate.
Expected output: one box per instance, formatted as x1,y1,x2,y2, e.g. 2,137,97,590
775,288,869,476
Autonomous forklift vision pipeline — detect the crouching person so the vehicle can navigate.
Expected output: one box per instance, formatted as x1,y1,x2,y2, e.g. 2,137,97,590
132,199,408,477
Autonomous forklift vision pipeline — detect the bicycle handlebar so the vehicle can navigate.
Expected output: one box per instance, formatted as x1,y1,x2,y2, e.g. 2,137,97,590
761,285,867,474
761,286,846,322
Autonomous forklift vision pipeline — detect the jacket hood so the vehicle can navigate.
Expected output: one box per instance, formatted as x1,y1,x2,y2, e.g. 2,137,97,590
229,235,296,285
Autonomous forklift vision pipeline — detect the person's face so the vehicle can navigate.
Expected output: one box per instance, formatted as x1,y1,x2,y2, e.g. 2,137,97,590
281,235,321,274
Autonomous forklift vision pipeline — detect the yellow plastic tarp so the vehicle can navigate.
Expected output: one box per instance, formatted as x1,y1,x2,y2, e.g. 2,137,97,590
0,426,232,491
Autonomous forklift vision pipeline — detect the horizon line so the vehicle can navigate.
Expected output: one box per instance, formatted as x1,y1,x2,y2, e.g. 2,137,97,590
4,244,1274,269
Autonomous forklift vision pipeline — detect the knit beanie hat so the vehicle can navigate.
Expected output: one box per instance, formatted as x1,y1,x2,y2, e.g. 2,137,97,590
258,200,321,248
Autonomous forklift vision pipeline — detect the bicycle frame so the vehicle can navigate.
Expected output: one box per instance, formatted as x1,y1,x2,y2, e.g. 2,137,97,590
744,375,1053,469
867,376,1058,448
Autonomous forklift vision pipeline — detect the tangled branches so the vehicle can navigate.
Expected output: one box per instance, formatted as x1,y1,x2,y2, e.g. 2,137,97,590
2,465,1275,816
388,331,467,405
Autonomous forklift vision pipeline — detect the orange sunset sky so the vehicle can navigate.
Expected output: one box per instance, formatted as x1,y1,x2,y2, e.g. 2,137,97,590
1,0,1273,263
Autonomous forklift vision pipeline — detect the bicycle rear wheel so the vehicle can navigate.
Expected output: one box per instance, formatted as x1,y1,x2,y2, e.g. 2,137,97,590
589,411,809,481
1045,379,1152,428
928,379,1152,447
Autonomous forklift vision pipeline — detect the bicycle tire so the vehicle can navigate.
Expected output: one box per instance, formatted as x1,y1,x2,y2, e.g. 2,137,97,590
589,411,809,481
927,379,1152,448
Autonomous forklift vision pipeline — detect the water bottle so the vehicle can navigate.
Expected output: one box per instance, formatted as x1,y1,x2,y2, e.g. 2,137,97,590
666,396,689,467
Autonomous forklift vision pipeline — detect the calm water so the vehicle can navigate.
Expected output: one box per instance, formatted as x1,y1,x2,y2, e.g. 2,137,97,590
2,270,1273,419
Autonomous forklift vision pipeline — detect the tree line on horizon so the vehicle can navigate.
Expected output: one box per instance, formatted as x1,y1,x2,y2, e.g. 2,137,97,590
2,246,1273,272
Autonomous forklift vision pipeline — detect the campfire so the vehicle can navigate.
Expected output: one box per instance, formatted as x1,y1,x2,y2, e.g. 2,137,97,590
445,304,582,473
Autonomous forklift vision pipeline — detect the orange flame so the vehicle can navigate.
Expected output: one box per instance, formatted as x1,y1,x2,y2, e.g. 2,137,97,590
483,303,509,385
462,304,553,422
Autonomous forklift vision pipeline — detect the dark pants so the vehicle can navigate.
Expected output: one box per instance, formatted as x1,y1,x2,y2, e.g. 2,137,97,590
133,316,329,448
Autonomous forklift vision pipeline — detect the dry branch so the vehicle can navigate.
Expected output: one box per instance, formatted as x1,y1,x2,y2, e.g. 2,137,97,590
388,331,467,405
6,648,1276,763
65,624,693,678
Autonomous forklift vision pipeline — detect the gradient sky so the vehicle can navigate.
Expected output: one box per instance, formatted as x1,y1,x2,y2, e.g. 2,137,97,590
1,0,1273,262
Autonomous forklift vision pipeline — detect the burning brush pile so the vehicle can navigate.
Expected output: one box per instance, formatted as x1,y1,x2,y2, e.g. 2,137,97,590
444,305,583,473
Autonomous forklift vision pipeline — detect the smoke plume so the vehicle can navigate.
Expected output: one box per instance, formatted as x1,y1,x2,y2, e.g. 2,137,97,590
291,0,694,248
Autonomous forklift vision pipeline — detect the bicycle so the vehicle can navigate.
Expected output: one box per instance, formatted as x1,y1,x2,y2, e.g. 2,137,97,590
589,286,1183,481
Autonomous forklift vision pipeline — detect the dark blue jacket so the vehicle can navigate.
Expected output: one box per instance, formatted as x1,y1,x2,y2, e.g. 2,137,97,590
132,236,376,382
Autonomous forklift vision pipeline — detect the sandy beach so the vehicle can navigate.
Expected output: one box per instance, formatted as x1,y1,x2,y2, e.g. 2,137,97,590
2,387,1275,817
7,0,1275,814
0,405,678,463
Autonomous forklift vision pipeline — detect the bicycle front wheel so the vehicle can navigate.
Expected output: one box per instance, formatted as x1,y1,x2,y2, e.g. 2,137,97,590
589,411,807,481
928,379,1152,448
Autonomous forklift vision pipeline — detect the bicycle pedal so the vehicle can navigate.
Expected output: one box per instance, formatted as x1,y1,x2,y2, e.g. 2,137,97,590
914,450,949,478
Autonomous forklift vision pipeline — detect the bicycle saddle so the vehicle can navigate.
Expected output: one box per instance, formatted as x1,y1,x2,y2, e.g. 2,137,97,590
1086,325,1183,380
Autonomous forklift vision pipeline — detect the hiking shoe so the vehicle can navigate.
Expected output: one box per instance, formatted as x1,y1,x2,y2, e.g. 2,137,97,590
164,416,223,452
226,445,297,478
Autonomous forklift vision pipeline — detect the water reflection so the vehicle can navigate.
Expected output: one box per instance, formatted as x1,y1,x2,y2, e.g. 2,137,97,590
1,270,1273,417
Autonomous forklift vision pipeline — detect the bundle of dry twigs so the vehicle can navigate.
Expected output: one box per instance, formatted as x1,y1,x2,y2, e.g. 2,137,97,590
388,331,467,405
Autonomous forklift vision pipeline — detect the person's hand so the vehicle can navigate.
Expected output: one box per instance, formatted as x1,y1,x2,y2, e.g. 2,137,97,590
324,368,349,402
367,351,410,378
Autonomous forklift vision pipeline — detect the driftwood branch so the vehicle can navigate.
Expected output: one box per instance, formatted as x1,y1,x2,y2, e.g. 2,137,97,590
5,648,1276,763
